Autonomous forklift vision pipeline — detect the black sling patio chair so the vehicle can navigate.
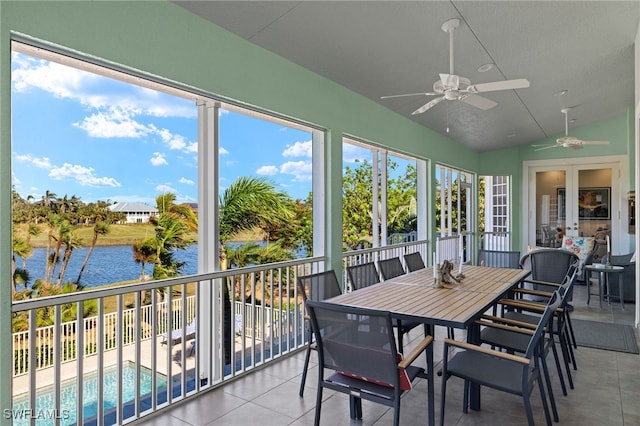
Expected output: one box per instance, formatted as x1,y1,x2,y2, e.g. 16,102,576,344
305,300,435,426
440,291,561,426
348,260,429,353
497,260,580,393
296,270,343,397
403,252,426,272
377,257,406,280
477,249,521,269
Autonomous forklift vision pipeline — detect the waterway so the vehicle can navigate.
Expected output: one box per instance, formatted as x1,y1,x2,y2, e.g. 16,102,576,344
15,244,198,290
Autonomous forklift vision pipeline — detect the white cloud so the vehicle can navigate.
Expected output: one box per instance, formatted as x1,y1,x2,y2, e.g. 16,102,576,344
280,161,312,181
12,52,196,119
179,177,194,185
220,147,229,155
74,107,151,138
156,184,176,193
256,165,278,176
283,140,312,158
49,163,121,187
150,152,168,166
343,143,370,163
14,154,53,169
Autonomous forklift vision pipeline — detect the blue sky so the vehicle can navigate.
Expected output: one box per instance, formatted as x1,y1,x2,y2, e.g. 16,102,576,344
10,50,330,205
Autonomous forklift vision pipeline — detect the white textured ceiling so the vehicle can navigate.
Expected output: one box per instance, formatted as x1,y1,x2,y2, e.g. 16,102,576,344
173,1,639,152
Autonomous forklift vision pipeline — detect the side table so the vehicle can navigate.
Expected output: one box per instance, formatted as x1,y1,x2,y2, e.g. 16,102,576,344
584,264,625,310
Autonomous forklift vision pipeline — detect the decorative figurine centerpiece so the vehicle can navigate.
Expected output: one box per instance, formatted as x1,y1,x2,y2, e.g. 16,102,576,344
433,260,465,288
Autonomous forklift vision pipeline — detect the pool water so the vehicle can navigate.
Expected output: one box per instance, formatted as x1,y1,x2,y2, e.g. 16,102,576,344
12,362,167,426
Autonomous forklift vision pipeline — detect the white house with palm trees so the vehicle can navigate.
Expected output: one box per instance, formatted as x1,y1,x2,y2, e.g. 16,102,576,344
109,202,158,224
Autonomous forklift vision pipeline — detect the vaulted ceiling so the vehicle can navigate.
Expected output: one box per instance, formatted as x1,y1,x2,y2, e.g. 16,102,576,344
174,1,639,152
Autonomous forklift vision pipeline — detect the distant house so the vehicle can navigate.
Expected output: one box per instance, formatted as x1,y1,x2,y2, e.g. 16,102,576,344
109,202,158,224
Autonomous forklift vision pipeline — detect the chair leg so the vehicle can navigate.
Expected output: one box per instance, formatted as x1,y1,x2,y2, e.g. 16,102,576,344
535,367,553,426
349,395,362,419
462,380,470,414
439,374,448,426
314,384,323,426
558,329,575,389
565,312,578,350
523,393,535,426
540,352,559,422
299,343,312,397
550,338,568,396
393,404,400,426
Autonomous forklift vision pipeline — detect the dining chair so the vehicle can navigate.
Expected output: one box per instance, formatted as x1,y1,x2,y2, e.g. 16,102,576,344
346,261,380,291
518,249,580,350
305,300,434,426
296,270,343,397
440,291,561,426
498,261,580,393
478,265,577,421
378,257,406,280
377,257,431,351
477,249,521,269
347,261,427,353
403,252,426,272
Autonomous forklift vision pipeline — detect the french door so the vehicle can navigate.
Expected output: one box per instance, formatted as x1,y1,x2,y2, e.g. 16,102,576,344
524,158,625,254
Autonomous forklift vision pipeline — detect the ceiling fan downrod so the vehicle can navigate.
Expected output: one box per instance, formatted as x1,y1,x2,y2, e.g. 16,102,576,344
441,18,460,76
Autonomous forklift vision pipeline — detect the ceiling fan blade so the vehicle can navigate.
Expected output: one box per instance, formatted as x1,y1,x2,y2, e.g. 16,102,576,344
461,94,497,110
582,140,610,145
380,91,437,99
468,78,530,93
534,145,560,151
411,96,444,115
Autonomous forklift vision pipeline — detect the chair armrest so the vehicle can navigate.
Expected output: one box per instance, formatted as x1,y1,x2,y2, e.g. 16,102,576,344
443,338,530,365
499,298,564,315
475,319,535,335
480,314,537,330
520,278,562,288
499,298,546,312
512,288,553,298
399,335,433,369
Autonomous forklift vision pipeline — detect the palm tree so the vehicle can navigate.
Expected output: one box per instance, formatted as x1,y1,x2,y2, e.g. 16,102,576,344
133,238,157,280
12,235,32,297
219,176,294,267
23,223,40,269
41,190,57,209
57,230,82,287
218,177,294,365
48,220,72,285
75,221,110,284
44,214,61,282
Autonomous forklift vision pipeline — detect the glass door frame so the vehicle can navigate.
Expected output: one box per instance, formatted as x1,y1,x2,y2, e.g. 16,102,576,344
523,156,628,254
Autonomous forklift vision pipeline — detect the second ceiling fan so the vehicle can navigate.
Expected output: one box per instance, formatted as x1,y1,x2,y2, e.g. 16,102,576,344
381,18,530,115
533,108,610,151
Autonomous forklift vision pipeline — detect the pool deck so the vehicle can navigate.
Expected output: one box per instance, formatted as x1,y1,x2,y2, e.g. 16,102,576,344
12,334,251,398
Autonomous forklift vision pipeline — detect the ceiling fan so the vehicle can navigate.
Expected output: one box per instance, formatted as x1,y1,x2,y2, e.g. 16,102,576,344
380,18,530,115
533,108,610,151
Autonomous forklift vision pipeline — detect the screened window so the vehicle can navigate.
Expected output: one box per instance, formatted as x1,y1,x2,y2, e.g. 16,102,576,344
342,138,422,250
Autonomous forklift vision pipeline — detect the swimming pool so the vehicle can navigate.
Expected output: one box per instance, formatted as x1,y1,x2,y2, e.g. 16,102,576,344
12,362,167,426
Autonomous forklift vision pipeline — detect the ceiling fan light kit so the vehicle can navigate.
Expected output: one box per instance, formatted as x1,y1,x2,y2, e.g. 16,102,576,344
381,17,530,115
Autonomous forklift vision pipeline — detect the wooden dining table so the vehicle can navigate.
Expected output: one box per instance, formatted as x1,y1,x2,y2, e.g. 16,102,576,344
329,264,531,415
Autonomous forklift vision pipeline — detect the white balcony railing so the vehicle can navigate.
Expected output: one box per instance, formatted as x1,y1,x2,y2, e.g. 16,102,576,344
11,256,324,426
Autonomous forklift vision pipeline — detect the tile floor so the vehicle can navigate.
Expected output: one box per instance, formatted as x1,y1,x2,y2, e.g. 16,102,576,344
134,283,639,426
